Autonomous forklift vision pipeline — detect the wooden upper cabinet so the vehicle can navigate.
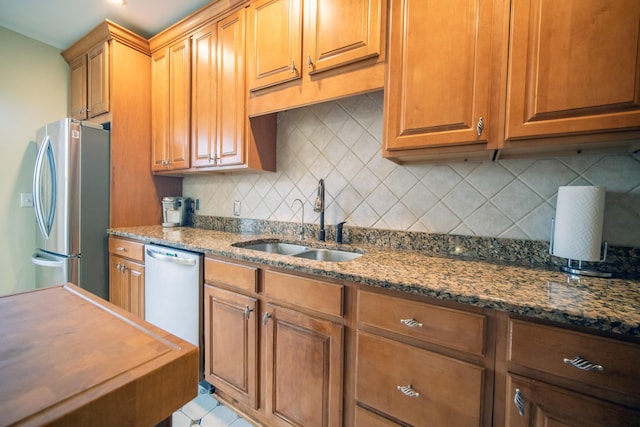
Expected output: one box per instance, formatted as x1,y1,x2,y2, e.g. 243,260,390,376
383,0,503,160
505,0,640,141
69,56,87,120
247,0,303,91
216,10,245,167
87,41,110,118
67,41,109,120
151,37,191,171
248,0,381,91
306,0,383,74
191,25,217,168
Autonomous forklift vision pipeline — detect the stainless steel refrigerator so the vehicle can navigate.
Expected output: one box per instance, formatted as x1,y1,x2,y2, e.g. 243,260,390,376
31,118,110,299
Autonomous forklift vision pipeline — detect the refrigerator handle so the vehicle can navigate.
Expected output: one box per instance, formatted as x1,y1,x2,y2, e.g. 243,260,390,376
31,253,65,268
33,135,56,239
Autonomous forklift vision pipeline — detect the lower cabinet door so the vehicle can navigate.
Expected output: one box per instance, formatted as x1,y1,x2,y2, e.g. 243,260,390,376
264,304,343,427
204,285,258,408
506,374,640,427
355,332,484,427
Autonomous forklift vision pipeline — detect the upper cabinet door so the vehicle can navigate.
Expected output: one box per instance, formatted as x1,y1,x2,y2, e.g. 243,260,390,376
247,0,303,91
151,48,170,171
506,0,640,140
168,38,191,170
384,0,496,152
191,25,217,168
216,9,246,167
69,56,87,120
87,41,110,118
306,0,383,74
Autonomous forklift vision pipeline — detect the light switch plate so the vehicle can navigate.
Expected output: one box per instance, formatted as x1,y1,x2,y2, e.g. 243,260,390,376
233,201,241,216
20,193,33,208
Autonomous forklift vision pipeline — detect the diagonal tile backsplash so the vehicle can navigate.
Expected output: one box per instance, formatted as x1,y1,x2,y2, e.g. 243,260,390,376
184,91,640,247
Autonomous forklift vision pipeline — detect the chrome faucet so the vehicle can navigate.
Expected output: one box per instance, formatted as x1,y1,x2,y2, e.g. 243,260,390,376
291,198,304,241
314,179,325,241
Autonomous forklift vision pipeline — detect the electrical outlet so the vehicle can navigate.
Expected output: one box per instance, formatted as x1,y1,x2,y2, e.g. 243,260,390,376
20,193,33,208
233,201,241,216
195,199,200,210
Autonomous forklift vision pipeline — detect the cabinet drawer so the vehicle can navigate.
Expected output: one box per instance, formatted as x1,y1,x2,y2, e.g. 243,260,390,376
356,332,484,427
354,405,401,427
108,237,144,262
509,319,640,397
264,270,343,318
205,258,258,294
358,289,486,356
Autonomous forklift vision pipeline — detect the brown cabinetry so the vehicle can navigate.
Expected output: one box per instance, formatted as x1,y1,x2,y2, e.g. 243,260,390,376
62,21,182,227
151,37,191,171
355,289,492,426
503,318,640,426
108,236,145,318
504,0,640,148
67,41,109,121
203,258,259,408
247,0,386,115
383,0,507,162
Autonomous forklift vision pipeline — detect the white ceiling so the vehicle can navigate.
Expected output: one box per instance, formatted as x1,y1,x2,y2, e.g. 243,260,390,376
0,0,212,49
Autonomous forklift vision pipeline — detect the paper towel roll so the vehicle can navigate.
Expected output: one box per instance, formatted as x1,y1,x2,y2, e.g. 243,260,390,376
552,186,606,262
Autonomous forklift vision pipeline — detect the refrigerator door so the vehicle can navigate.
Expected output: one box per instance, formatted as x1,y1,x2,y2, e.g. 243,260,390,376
33,119,80,256
32,249,78,289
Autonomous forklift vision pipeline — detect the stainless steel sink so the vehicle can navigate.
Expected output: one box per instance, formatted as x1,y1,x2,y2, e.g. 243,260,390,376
292,248,363,262
240,242,309,255
233,240,363,262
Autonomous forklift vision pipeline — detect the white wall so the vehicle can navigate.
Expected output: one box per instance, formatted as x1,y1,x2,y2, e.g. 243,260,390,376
0,27,67,295
185,92,640,247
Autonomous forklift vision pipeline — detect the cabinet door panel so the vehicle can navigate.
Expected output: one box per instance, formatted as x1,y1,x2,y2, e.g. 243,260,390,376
69,56,87,120
151,48,169,171
248,0,303,90
204,285,258,408
87,41,110,118
126,260,144,319
264,304,343,427
191,25,217,168
217,10,245,166
306,0,382,73
168,38,191,169
506,375,640,427
506,0,640,139
385,0,494,150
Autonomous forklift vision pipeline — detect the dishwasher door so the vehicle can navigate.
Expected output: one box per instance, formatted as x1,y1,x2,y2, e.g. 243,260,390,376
144,244,202,347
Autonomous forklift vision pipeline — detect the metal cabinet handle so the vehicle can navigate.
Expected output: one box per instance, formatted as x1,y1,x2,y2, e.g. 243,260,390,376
244,305,253,320
397,384,420,398
291,59,296,73
116,247,127,252
262,312,272,326
307,55,313,70
477,116,485,136
563,356,604,372
400,318,423,328
514,388,525,416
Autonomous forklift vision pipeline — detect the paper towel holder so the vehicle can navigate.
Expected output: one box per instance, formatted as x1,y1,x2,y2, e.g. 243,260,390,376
549,217,612,278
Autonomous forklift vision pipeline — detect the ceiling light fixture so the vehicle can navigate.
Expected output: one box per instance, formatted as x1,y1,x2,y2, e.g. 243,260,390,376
108,0,126,5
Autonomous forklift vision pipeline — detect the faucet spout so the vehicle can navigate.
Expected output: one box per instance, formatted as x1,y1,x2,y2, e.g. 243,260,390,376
314,179,325,241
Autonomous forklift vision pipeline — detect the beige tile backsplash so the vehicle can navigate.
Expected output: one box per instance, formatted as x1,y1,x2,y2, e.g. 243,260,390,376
184,91,640,247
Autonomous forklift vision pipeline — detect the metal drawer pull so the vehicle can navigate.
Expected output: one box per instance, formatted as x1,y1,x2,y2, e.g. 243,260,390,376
477,116,485,136
514,388,525,416
116,247,126,252
397,384,420,398
563,356,604,372
400,318,423,328
262,312,271,326
244,305,253,320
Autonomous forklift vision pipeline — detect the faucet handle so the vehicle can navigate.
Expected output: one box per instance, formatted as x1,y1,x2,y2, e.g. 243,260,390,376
335,221,346,243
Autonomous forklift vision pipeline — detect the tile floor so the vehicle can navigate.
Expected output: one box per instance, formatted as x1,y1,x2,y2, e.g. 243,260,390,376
173,386,255,427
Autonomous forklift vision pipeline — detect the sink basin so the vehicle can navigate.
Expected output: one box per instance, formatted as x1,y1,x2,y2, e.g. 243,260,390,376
241,242,309,255
292,249,363,262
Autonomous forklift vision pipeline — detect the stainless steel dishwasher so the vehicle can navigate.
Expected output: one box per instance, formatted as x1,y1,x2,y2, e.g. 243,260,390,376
144,244,203,348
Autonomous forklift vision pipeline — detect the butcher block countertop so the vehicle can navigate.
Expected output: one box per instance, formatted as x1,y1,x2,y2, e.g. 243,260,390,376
110,226,640,339
0,284,198,427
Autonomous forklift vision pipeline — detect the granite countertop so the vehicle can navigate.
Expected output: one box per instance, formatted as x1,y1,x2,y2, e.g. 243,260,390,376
109,225,640,338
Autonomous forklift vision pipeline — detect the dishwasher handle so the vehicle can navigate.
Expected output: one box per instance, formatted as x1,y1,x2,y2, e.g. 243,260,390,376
146,247,197,266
